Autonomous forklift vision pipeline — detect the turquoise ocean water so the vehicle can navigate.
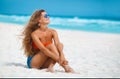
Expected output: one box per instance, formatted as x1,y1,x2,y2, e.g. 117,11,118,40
0,14,120,34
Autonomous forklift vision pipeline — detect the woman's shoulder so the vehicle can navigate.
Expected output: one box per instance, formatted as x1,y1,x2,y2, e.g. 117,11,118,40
48,28,57,33
31,29,39,36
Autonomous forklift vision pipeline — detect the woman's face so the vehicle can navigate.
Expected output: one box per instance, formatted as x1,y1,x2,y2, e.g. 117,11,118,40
39,12,50,24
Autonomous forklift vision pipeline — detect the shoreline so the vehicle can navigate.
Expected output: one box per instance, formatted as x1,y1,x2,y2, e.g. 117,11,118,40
1,22,120,35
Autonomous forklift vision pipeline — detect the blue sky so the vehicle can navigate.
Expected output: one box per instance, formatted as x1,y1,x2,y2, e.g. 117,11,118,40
0,0,120,20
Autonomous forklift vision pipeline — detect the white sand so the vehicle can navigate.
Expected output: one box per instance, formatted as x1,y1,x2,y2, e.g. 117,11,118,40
0,22,120,78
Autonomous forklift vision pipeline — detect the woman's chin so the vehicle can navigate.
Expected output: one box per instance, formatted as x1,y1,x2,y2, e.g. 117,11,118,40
45,22,50,24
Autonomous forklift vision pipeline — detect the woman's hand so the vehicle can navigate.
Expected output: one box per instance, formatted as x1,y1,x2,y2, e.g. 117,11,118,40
59,55,68,66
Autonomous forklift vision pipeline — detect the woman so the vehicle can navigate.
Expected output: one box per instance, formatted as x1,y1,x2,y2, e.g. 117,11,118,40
22,9,74,73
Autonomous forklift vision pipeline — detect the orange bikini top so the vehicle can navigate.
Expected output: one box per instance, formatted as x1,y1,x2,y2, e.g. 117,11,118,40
32,41,52,49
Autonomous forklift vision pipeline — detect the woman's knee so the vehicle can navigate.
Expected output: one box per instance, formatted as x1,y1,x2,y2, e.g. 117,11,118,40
60,43,63,47
57,43,63,51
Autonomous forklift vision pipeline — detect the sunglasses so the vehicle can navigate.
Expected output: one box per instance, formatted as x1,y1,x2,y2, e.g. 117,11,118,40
44,14,50,18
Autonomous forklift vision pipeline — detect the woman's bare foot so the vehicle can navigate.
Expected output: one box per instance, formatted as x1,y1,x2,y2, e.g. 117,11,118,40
63,65,75,73
46,67,54,73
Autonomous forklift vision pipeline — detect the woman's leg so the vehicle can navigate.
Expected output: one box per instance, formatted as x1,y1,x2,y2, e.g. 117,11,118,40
30,43,60,69
41,44,59,72
42,43,74,73
41,58,56,72
30,44,59,70
30,43,74,73
56,43,75,73
30,51,48,69
57,43,67,63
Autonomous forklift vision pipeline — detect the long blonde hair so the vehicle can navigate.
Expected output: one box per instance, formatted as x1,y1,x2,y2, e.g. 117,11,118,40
22,9,45,56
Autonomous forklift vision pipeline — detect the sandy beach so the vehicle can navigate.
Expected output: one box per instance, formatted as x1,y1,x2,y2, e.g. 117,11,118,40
0,22,120,78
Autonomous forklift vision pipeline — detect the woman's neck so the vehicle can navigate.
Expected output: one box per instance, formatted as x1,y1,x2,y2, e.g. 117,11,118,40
39,24,48,31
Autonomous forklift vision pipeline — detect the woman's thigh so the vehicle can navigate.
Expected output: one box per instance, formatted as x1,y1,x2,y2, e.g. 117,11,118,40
31,51,48,69
41,44,59,68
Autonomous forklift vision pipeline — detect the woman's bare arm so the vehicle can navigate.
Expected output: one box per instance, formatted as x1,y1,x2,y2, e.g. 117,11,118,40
31,32,59,62
52,30,67,63
52,30,62,53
